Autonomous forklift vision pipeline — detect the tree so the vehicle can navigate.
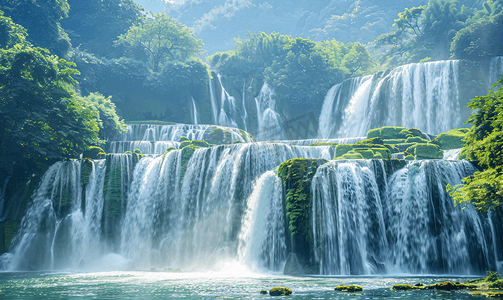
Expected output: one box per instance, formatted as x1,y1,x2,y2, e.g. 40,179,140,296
61,0,143,58
116,13,203,72
447,77,503,212
0,14,122,181
0,0,71,57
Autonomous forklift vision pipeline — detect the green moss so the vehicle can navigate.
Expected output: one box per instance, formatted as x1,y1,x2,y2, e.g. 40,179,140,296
399,129,413,137
405,155,414,160
191,140,210,148
382,139,407,145
83,146,105,159
489,280,503,289
239,129,254,142
180,145,197,181
354,149,374,159
133,149,142,155
405,136,428,144
356,137,384,145
81,158,93,186
277,159,327,240
269,287,292,296
392,284,417,291
162,147,176,161
206,127,224,144
425,281,465,291
180,141,191,148
395,143,416,152
374,152,384,159
334,285,363,292
259,290,268,295
179,136,189,142
430,128,468,150
406,143,443,160
124,151,132,154
367,128,381,139
0,220,19,254
408,128,426,138
336,152,364,159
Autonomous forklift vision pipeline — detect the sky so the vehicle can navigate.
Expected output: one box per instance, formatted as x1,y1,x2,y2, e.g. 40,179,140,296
133,0,184,13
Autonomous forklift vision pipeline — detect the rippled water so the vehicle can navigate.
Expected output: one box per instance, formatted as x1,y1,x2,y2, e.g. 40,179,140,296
0,270,483,299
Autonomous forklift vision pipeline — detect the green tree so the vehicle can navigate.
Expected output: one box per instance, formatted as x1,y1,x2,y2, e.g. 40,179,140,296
81,93,126,141
342,42,372,76
116,13,203,72
447,78,503,212
0,0,71,57
61,0,143,58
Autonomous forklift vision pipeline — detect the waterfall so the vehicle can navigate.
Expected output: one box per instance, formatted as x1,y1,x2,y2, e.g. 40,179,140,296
311,159,499,275
109,124,250,154
443,148,462,160
318,60,461,137
1,143,330,271
242,79,249,132
255,83,285,141
318,77,369,139
489,56,503,87
191,97,198,125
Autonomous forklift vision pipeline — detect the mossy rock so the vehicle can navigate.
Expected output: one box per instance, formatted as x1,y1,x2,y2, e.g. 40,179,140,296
425,281,465,290
81,158,93,186
83,146,105,159
190,140,210,148
353,149,374,159
392,284,417,291
399,129,413,137
334,143,387,158
124,151,132,154
405,136,428,144
206,126,225,144
259,290,268,295
406,143,443,160
269,287,292,296
405,155,414,160
382,139,407,145
180,145,197,181
489,280,503,289
373,152,384,159
384,144,400,154
0,220,19,254
334,285,363,292
336,152,364,160
430,128,468,150
180,141,191,149
396,143,416,152
179,136,189,142
368,126,408,139
162,147,176,160
408,128,428,139
133,149,142,155
356,137,384,145
371,148,391,159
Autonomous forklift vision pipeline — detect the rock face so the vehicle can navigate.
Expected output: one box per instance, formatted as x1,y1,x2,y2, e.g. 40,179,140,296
269,287,292,296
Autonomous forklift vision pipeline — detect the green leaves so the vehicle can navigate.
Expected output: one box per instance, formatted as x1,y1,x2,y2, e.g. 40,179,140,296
450,78,503,212
116,12,203,72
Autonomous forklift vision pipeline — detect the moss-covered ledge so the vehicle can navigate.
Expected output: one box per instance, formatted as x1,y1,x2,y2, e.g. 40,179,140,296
277,158,328,274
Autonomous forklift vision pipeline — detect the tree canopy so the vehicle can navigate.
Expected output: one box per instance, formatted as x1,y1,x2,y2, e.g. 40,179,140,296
0,12,124,180
447,77,503,212
116,13,203,72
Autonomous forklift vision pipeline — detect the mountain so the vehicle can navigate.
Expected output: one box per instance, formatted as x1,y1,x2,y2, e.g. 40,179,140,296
167,0,428,54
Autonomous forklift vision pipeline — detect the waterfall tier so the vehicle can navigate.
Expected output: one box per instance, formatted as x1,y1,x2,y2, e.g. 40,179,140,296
319,60,461,138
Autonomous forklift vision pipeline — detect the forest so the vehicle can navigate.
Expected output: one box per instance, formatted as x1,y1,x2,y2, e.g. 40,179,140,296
0,0,503,286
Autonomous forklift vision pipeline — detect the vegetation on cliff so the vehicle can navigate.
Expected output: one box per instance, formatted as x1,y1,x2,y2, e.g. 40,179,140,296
448,77,503,212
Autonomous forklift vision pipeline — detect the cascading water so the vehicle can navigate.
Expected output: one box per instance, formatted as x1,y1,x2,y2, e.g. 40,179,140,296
238,170,286,272
109,124,250,155
489,56,503,86
191,97,198,125
318,77,365,139
255,83,285,141
0,143,331,271
311,159,501,275
319,60,461,137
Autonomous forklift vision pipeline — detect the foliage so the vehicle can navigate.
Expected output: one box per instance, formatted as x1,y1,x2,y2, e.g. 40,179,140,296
451,10,503,59
116,12,204,72
277,159,327,239
209,32,373,114
61,0,143,58
447,78,503,212
430,128,468,150
1,1,71,57
0,10,29,49
81,93,126,140
375,0,471,65
0,45,100,173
